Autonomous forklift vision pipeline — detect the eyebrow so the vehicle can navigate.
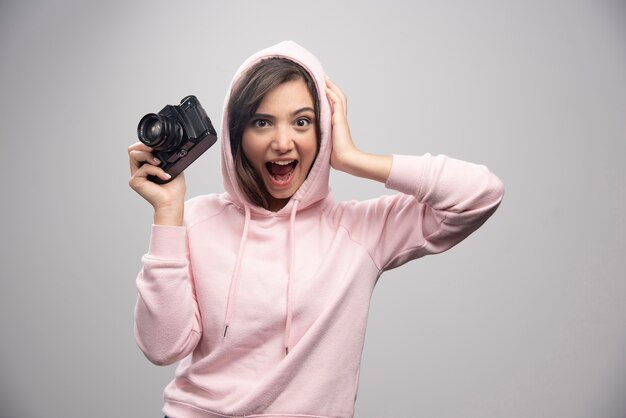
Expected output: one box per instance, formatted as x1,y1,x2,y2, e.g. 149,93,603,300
292,107,315,116
252,107,315,119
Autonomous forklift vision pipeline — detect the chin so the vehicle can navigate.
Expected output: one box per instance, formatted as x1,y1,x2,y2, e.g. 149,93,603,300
266,186,298,200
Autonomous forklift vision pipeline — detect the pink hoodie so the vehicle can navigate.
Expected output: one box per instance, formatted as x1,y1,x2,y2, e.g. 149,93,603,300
134,41,504,418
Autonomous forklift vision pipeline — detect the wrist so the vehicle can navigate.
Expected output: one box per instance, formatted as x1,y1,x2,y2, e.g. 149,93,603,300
332,146,362,174
153,204,184,226
337,151,393,184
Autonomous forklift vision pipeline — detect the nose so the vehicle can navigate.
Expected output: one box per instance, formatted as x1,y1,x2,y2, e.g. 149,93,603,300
271,125,294,154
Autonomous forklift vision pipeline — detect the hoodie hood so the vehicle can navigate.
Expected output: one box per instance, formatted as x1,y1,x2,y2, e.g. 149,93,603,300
220,40,333,216
218,41,333,355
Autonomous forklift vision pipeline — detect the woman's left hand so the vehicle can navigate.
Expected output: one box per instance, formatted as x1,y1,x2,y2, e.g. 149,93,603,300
325,76,360,172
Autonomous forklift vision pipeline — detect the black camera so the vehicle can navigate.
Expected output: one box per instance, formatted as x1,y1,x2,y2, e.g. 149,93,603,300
137,95,217,184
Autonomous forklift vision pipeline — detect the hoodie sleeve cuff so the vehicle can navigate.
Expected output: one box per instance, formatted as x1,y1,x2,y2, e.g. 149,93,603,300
147,224,188,259
384,154,431,199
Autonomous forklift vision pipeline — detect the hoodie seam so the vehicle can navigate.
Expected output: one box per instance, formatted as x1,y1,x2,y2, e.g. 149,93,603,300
378,221,446,272
186,203,230,230
231,196,328,219
322,204,448,274
165,398,340,418
322,208,381,271
142,255,188,264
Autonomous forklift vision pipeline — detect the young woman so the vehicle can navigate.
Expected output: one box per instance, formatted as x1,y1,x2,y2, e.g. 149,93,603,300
128,41,504,418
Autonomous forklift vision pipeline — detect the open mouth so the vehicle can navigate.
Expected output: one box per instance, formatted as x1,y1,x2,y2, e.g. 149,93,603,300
265,160,298,185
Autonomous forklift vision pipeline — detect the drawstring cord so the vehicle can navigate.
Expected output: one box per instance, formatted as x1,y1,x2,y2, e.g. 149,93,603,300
222,200,299,357
284,199,299,355
223,204,251,338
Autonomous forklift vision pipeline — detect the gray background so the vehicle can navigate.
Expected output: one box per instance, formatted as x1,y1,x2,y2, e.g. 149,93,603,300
1,0,625,417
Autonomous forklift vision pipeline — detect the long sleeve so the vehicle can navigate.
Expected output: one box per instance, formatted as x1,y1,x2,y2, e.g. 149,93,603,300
134,224,202,366
332,153,505,272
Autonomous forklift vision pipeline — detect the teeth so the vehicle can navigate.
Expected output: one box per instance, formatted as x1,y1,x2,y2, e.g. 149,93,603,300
271,160,294,165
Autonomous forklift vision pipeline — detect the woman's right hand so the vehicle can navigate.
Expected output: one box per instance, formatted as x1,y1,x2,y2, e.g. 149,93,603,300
128,141,186,211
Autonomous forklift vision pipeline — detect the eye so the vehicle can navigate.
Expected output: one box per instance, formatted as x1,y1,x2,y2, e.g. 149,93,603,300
295,118,311,127
252,119,270,128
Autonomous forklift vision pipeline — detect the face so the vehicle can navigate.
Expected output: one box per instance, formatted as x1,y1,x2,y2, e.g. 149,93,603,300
242,78,318,212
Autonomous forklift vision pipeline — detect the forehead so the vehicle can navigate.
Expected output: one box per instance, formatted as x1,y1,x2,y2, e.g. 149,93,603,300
256,79,314,112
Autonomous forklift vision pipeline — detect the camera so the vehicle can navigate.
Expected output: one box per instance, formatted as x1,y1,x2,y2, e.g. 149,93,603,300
137,95,217,184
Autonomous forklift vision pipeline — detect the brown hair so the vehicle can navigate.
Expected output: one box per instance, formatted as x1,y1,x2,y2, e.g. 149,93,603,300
228,58,321,209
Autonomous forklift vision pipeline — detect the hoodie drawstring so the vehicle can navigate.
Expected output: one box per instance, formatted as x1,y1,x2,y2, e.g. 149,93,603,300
223,204,251,338
284,199,299,355
222,201,299,357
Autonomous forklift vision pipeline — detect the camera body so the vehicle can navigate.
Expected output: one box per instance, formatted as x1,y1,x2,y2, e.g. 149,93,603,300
137,95,217,184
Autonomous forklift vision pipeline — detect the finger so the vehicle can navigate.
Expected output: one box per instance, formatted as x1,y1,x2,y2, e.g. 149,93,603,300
128,141,154,154
325,86,341,113
129,149,161,165
129,149,161,175
325,77,345,99
325,86,347,118
131,162,171,183
325,77,347,116
325,77,347,100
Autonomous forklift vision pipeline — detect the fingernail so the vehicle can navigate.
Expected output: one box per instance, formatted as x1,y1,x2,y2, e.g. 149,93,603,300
153,157,161,164
164,173,171,179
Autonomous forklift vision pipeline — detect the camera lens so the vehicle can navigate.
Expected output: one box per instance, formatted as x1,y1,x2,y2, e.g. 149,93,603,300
146,120,162,141
137,113,184,151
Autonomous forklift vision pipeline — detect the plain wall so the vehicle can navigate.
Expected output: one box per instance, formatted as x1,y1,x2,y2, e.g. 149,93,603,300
1,0,625,417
